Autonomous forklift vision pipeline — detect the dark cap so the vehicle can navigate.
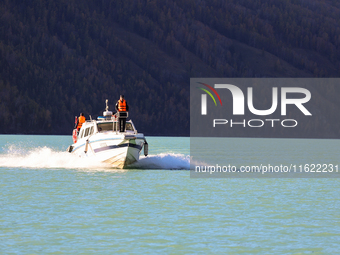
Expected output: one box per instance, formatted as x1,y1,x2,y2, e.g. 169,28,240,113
120,95,124,98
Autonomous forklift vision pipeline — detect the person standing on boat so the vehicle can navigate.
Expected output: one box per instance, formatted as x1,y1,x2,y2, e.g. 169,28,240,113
115,95,129,132
75,113,86,132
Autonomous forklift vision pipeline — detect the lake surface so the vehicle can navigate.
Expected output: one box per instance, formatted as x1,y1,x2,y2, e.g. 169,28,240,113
0,135,339,254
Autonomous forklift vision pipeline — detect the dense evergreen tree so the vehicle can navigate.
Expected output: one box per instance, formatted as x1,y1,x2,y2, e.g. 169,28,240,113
0,0,339,136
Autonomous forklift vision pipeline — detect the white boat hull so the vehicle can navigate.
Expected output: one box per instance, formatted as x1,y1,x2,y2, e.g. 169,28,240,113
101,144,141,168
71,135,145,169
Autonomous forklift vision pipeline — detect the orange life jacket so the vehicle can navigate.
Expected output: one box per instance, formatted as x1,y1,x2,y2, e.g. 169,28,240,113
77,116,86,129
118,99,127,111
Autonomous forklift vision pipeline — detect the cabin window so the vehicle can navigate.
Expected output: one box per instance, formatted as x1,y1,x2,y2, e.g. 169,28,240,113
79,129,84,138
96,122,134,132
125,123,134,131
84,127,90,137
97,122,114,132
90,126,94,136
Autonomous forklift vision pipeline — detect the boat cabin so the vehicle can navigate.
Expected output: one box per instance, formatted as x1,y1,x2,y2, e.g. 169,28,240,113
77,120,137,141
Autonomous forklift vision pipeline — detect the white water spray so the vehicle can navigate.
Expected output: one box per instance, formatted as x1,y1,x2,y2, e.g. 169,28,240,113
0,146,191,170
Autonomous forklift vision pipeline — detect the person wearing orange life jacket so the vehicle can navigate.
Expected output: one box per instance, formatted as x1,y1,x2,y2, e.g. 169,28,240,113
115,95,129,132
75,113,86,132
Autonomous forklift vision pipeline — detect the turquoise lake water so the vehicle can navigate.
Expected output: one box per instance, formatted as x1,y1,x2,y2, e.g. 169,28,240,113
0,135,339,254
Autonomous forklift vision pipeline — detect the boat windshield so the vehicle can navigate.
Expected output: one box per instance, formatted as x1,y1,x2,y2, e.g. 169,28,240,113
97,122,134,132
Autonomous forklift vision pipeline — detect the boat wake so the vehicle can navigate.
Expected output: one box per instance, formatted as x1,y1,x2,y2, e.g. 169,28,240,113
0,146,190,170
0,146,105,170
128,153,190,170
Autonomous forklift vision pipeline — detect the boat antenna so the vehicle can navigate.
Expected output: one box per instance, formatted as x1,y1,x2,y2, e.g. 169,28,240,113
105,99,109,111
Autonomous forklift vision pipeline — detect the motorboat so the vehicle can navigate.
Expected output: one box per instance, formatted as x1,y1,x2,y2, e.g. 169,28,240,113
67,100,148,169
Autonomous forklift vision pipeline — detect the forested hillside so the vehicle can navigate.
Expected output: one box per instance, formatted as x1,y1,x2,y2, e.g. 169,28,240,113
1,0,339,135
